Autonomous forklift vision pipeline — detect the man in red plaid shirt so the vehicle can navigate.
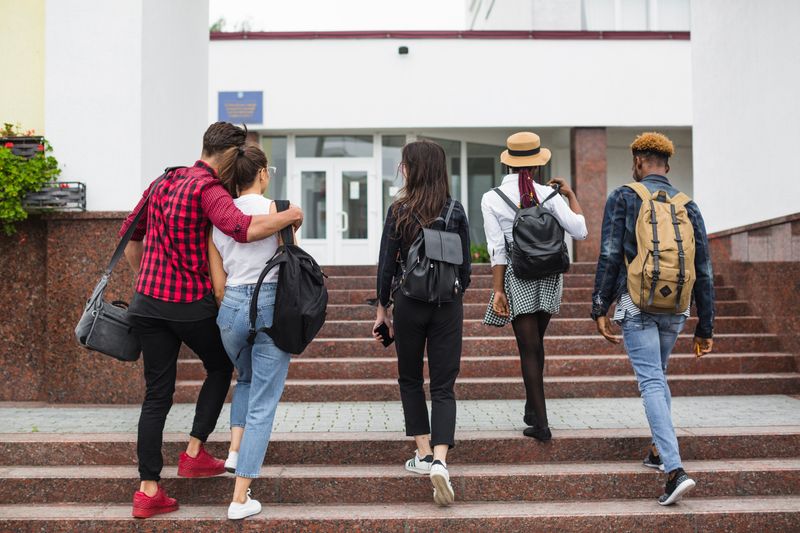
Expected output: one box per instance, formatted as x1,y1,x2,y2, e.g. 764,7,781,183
121,122,303,518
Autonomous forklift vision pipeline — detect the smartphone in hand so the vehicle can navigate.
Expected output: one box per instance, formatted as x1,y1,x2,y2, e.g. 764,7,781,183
374,323,395,347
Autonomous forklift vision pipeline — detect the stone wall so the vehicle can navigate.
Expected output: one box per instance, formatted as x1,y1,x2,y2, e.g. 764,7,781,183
708,213,800,363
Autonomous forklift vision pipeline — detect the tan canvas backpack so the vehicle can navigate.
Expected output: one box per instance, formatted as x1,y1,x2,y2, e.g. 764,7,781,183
626,182,696,314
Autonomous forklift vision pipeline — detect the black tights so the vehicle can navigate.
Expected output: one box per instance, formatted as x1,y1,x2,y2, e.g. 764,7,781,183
512,312,552,428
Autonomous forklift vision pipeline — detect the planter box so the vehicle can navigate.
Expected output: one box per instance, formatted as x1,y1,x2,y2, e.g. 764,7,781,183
0,136,44,160
23,182,86,211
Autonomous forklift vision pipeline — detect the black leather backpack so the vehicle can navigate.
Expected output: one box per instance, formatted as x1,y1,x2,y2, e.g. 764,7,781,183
493,186,570,280
400,199,464,304
247,200,328,355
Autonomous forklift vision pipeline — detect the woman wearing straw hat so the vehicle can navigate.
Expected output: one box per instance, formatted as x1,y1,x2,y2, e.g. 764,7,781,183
481,132,588,441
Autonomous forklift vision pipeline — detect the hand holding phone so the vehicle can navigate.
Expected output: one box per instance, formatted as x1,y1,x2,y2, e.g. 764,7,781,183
373,322,395,347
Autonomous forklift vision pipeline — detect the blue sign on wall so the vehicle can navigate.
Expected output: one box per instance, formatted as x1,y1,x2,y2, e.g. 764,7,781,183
218,91,263,124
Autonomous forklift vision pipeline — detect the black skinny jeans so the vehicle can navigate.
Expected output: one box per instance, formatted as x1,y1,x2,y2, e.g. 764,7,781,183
393,291,463,448
132,315,233,481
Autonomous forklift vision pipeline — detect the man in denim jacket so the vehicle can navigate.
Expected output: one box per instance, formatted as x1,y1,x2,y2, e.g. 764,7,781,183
591,132,715,506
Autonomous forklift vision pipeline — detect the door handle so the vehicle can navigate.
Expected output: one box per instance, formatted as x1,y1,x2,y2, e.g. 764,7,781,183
340,211,349,233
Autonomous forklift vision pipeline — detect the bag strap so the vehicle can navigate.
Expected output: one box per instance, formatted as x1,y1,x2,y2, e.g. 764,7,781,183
671,192,692,207
625,181,652,202
539,184,561,206
493,188,519,213
105,166,183,276
247,199,294,345
274,200,294,245
443,198,455,226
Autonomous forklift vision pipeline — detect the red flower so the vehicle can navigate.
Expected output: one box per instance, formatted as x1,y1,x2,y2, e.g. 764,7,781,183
3,142,13,149
37,144,45,151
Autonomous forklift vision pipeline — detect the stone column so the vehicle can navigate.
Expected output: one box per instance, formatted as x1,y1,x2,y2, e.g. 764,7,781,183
570,128,607,263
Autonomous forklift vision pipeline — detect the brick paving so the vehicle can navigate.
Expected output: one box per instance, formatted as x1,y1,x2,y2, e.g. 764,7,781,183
2,395,798,434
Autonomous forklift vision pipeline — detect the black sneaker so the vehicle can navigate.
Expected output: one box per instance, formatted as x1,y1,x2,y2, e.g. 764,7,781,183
643,449,665,471
658,468,696,506
523,426,552,442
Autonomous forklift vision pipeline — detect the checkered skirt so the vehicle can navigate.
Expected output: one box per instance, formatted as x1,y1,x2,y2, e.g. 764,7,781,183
483,249,563,327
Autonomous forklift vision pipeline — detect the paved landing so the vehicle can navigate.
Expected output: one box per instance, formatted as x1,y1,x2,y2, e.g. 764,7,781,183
2,395,799,434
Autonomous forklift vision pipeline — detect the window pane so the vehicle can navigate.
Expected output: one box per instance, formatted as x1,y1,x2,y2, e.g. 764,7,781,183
382,135,405,217
301,171,326,239
341,171,368,239
260,136,287,200
296,135,373,157
420,137,461,200
619,0,648,30
657,0,690,30
584,0,615,30
467,142,505,245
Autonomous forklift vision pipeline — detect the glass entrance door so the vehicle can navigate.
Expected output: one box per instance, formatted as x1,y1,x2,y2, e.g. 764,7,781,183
293,158,376,265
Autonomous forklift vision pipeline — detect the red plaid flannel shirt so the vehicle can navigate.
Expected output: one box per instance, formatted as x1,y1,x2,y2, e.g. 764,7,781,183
119,160,252,303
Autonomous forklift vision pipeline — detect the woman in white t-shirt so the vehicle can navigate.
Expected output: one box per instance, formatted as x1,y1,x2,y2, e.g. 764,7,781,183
208,144,294,520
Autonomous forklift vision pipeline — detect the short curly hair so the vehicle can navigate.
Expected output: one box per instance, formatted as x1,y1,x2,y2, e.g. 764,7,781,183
630,132,675,159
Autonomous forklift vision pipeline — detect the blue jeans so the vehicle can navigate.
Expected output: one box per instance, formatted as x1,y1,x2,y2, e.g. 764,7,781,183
620,312,687,473
216,283,291,478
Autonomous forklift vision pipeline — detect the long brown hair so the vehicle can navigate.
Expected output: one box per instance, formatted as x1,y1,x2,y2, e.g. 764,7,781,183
392,140,451,243
217,145,268,198
507,165,543,208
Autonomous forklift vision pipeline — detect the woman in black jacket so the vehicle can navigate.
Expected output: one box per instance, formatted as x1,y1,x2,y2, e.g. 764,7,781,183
373,140,471,507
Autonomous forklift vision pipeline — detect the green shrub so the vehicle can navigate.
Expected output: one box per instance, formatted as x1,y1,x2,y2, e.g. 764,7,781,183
0,129,61,235
470,243,490,263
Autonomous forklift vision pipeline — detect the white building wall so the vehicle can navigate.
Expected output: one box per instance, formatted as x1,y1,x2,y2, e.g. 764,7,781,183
45,0,143,211
209,38,692,130
691,0,800,232
45,0,209,211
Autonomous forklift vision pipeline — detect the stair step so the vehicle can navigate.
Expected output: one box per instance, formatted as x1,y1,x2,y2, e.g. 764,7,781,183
235,353,794,381
173,373,800,402
326,300,755,320
177,352,796,380
326,286,740,304
317,316,765,338
324,274,727,290
299,334,779,358
4,426,797,466
322,263,598,276
2,497,798,532
2,459,797,504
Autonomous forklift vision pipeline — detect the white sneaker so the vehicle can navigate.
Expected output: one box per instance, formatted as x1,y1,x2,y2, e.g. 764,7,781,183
429,461,455,506
405,451,433,474
227,489,261,520
225,451,238,474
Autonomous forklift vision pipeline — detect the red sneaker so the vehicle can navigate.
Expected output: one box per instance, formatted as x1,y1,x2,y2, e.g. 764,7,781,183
132,486,179,518
177,444,226,478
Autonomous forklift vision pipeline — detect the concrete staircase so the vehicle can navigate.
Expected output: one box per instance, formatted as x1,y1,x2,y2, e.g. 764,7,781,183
1,263,798,531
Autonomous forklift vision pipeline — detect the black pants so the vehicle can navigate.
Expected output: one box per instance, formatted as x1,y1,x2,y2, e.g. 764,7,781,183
132,315,233,481
393,291,463,448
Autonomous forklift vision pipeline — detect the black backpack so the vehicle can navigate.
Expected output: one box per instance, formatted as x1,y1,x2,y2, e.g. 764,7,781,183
493,186,570,280
247,200,328,354
400,199,464,304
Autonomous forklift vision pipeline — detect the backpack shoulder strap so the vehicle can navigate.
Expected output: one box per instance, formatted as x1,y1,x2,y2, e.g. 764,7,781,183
274,200,294,245
493,188,519,213
625,182,653,203
539,185,561,206
671,192,692,207
443,198,456,226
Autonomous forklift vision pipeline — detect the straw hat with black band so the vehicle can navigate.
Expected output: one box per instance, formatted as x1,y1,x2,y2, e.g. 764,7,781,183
500,132,551,168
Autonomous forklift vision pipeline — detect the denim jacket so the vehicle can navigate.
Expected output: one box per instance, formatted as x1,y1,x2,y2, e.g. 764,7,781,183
591,174,715,339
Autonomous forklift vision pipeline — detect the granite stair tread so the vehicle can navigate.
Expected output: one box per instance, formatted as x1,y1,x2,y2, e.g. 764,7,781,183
1,497,798,532
2,458,798,504
3,426,799,466
325,300,755,319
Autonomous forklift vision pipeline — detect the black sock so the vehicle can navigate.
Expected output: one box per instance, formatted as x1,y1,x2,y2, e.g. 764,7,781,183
432,459,445,467
421,454,433,462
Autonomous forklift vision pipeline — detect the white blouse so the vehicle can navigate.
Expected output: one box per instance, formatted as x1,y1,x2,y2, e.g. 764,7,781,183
480,174,589,267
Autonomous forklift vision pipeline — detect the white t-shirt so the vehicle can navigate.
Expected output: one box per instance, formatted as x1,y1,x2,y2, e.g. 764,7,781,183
212,194,279,285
